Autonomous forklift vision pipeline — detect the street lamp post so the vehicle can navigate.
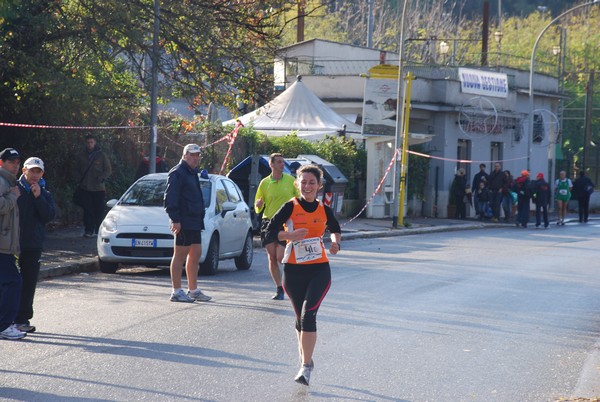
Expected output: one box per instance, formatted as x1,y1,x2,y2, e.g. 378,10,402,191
149,0,161,174
527,0,600,172
392,0,409,228
494,30,503,66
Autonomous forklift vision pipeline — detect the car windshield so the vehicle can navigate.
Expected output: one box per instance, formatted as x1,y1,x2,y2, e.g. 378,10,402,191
119,178,212,207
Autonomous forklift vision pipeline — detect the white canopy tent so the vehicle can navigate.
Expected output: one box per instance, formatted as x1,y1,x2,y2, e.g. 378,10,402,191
223,77,363,141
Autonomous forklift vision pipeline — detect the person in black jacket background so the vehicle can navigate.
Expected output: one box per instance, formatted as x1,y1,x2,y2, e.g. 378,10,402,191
488,162,507,222
572,171,594,223
471,164,489,217
450,168,468,219
532,172,551,228
15,157,56,333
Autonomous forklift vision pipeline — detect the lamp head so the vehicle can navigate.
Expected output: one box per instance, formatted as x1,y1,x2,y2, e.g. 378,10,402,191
439,41,449,55
552,45,561,56
494,31,503,43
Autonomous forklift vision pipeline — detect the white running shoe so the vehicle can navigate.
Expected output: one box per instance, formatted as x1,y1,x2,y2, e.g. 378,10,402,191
188,289,212,302
294,361,314,386
1,324,27,340
170,289,195,303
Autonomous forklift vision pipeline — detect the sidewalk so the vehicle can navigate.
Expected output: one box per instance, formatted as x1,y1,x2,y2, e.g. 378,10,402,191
38,217,500,279
40,214,596,279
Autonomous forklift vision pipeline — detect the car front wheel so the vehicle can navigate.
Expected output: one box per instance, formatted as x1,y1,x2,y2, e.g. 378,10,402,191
99,259,119,274
200,235,219,276
234,231,253,270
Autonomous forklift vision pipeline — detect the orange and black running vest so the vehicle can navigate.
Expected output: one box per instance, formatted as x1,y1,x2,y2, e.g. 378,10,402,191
282,198,329,265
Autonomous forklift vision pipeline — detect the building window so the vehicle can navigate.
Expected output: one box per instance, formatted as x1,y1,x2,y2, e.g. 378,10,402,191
533,113,545,143
491,142,503,163
457,139,471,178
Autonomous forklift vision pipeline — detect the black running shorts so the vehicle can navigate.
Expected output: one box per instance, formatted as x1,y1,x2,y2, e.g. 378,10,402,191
175,229,202,246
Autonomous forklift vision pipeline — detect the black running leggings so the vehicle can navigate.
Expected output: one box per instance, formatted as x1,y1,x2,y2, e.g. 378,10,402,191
283,263,331,333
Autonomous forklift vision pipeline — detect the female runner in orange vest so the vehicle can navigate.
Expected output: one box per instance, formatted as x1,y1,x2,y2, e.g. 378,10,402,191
265,164,341,386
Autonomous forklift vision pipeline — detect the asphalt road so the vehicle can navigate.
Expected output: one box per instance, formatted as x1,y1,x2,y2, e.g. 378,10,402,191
2,222,600,402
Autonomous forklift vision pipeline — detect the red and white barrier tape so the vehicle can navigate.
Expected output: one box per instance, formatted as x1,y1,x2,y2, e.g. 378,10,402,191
408,149,528,164
219,121,243,175
0,121,148,130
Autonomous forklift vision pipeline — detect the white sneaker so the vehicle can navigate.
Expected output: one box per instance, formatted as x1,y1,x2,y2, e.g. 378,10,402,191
294,361,314,386
188,289,212,302
170,289,195,303
1,324,27,340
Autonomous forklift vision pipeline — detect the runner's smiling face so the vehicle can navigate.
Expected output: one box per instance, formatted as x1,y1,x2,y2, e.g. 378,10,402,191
298,172,320,202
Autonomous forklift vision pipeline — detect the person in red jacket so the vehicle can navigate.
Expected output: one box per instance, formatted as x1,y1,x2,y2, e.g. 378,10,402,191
265,164,341,386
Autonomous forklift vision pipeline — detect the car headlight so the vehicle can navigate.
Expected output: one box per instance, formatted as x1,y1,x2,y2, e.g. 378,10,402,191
101,214,118,233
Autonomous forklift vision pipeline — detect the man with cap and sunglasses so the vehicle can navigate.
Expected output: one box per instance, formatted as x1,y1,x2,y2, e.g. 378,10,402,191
0,148,26,340
15,157,56,333
164,144,212,303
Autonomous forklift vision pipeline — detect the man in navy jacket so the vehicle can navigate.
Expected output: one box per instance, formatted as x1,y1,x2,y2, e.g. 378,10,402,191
164,144,211,303
16,157,56,333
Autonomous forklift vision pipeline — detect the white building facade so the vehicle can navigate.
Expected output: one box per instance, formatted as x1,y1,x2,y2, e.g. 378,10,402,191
275,39,561,218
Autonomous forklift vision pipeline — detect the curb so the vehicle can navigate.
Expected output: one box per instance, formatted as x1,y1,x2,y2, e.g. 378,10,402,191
40,222,491,280
39,259,99,280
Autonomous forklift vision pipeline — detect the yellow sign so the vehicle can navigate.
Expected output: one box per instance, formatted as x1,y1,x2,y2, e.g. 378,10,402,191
368,64,399,79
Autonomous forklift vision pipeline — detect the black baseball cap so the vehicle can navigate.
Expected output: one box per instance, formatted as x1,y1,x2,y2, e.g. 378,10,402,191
0,148,21,162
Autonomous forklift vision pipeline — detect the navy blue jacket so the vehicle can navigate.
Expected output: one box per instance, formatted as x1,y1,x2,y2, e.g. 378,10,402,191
532,179,551,207
17,176,56,251
164,160,205,231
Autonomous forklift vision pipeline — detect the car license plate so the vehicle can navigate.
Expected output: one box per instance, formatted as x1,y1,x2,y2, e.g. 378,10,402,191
132,239,157,248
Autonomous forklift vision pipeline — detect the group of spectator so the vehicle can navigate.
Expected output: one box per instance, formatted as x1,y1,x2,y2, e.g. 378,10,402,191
450,162,595,227
0,148,56,340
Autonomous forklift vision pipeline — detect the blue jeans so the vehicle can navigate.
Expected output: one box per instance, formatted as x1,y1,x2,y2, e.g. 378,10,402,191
490,191,502,219
477,201,489,219
501,194,513,221
0,253,21,332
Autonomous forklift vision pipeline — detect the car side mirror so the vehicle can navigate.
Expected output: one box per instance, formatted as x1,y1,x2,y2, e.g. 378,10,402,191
221,201,236,217
106,199,118,208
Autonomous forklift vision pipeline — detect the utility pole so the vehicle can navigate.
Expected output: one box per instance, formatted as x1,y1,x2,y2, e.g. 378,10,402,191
481,1,489,66
583,71,595,171
297,0,305,43
367,0,374,47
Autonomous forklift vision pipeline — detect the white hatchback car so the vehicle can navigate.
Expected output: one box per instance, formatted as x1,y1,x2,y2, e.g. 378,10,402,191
97,173,253,275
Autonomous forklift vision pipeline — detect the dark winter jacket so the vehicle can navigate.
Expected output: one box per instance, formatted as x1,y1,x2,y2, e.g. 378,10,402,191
17,176,56,251
572,175,594,199
488,169,507,191
513,176,532,203
472,171,489,192
164,160,205,231
474,187,491,203
532,179,551,207
75,146,112,191
450,174,467,202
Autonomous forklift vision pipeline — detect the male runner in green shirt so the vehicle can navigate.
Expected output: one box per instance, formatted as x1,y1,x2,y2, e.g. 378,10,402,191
255,153,299,300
